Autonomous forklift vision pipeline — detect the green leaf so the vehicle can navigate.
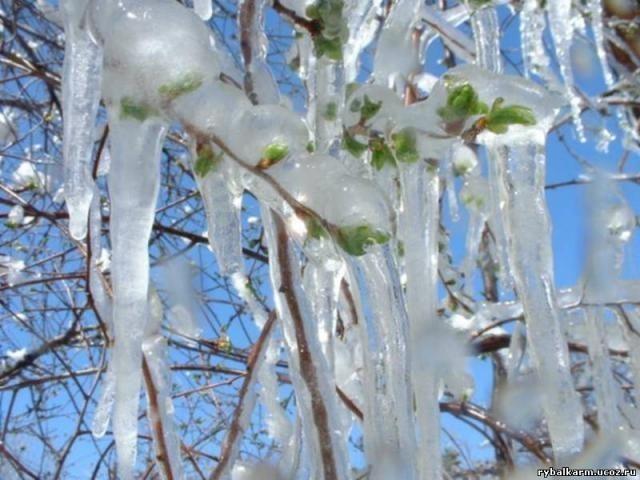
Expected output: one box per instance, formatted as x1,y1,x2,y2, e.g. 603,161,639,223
306,141,315,153
437,83,487,123
305,216,327,240
323,102,338,121
485,99,536,134
361,94,382,122
336,225,390,256
260,142,289,167
158,72,204,101
391,128,420,164
120,97,157,121
369,137,395,170
314,35,343,61
194,144,221,178
342,131,368,157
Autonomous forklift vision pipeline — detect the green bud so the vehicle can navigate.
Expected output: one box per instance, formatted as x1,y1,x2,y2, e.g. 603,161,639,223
194,144,221,178
120,97,157,121
485,99,537,134
259,142,289,168
158,72,204,101
369,137,395,170
391,128,420,164
336,224,390,256
342,131,368,157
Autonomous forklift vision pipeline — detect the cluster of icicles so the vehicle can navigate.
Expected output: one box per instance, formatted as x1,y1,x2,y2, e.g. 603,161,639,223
59,0,639,479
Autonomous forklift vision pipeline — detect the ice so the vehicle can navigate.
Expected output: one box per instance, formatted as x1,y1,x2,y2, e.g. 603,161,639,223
468,3,502,73
373,0,421,86
588,0,614,87
106,113,168,480
193,0,213,21
260,209,350,480
162,256,201,339
238,0,279,104
482,137,584,458
61,0,103,239
343,0,383,83
548,0,584,140
519,0,553,82
228,106,310,167
398,161,441,479
7,205,24,227
142,290,185,480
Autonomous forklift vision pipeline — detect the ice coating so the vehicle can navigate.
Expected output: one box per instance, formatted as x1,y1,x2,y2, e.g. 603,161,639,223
229,105,310,167
519,0,553,82
61,0,103,239
268,153,393,235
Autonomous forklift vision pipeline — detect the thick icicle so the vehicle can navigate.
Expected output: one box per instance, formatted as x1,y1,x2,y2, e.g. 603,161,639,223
343,0,383,83
107,116,168,479
398,162,441,480
142,290,185,480
485,137,584,458
61,0,103,239
469,3,502,73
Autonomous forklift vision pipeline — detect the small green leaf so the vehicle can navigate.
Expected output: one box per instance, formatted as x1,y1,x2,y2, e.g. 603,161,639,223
306,141,315,153
158,72,204,101
194,144,221,178
305,216,327,240
336,225,390,256
120,97,156,121
361,94,382,122
323,102,338,121
391,128,420,164
485,99,536,134
314,35,343,61
437,83,487,124
369,137,395,170
342,131,368,157
260,142,289,167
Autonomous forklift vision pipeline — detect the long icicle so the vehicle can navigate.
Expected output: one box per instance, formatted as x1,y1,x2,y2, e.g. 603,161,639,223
61,0,103,239
107,116,168,479
488,137,584,459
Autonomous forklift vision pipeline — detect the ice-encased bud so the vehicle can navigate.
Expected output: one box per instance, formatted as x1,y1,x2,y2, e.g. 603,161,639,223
100,0,220,114
460,176,489,215
269,154,393,249
229,105,310,167
343,84,403,130
172,80,251,141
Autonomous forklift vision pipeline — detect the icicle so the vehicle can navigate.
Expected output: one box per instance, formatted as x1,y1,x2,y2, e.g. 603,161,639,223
588,0,614,87
548,0,585,141
346,247,417,480
373,0,422,88
238,0,279,104
314,58,345,153
162,256,201,339
460,175,489,295
107,115,168,480
584,308,623,433
191,147,245,277
261,209,350,480
398,162,441,480
193,0,213,21
444,148,459,222
519,0,554,82
485,137,584,458
142,289,185,480
343,0,383,83
88,186,116,438
469,3,502,74
61,0,103,239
